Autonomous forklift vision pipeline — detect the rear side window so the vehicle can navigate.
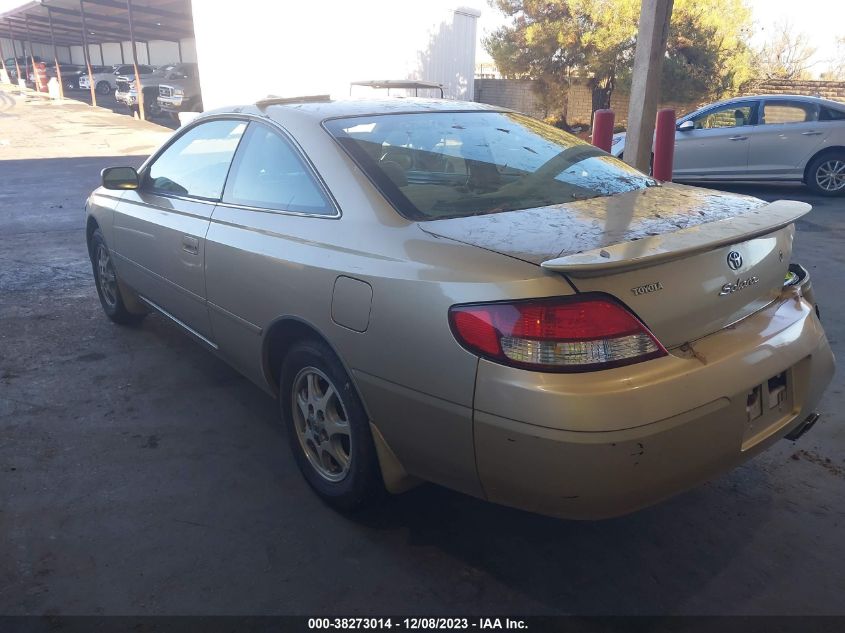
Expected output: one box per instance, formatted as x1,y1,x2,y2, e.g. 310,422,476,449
145,119,246,200
222,124,334,215
762,101,818,124
324,111,654,220
820,106,845,121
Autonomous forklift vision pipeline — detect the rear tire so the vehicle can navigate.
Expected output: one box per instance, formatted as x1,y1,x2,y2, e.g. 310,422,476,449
89,228,145,325
279,338,382,511
806,152,845,196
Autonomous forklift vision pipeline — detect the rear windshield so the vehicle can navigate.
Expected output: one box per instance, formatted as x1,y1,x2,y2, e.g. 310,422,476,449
324,111,654,220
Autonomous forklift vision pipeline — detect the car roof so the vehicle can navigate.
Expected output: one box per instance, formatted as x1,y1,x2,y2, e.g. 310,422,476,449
205,97,508,123
701,94,845,111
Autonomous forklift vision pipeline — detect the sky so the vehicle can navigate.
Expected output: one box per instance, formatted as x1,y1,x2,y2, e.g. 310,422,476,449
0,0,841,76
474,0,845,77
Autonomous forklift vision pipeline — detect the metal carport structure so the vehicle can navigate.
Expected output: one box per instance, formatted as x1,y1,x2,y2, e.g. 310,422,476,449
0,0,193,119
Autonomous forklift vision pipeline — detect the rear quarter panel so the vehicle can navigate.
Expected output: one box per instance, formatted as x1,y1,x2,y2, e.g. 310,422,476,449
203,114,575,494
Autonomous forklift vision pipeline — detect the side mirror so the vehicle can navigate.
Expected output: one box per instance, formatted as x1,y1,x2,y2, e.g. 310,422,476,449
101,166,139,190
677,120,695,131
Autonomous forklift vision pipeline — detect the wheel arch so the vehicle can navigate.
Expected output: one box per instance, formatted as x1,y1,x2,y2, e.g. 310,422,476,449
85,215,100,257
261,316,416,492
803,146,845,183
261,316,366,413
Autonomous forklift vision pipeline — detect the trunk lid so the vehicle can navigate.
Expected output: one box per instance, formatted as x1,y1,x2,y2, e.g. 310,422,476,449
420,183,809,348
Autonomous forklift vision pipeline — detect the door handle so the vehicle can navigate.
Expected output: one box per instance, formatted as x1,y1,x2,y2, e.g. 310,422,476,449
729,135,748,141
801,131,823,136
182,235,199,255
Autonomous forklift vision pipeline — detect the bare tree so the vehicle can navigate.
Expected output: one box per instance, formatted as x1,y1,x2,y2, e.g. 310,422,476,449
758,21,817,79
820,36,845,81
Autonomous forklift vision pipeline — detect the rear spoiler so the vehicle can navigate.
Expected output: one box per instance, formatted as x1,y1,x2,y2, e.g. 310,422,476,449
541,200,810,278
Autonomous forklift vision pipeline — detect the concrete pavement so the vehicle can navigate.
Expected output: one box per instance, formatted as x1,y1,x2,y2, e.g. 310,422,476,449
1,89,843,615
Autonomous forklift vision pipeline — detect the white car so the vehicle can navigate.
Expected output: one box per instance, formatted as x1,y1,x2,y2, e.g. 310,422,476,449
79,64,154,95
611,95,845,196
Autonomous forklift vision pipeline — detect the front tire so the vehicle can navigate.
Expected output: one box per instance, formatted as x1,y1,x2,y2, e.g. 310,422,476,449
89,228,145,325
806,152,845,196
280,339,382,511
96,81,112,95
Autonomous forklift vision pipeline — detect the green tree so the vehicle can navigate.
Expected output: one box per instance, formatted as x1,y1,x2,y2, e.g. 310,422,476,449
485,0,754,125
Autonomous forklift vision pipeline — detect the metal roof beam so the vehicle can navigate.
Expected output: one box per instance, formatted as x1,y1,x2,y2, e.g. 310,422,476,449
36,16,166,42
7,17,75,40
11,12,187,44
17,14,132,40
73,0,192,23
4,24,75,46
44,4,190,38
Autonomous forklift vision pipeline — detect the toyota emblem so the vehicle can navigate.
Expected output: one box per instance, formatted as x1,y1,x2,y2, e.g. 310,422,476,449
727,251,743,271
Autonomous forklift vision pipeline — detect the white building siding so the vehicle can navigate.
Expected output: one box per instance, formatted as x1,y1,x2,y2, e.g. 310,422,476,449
191,0,479,110
147,40,178,65
0,37,71,63
69,45,83,65
0,30,194,70
101,42,124,65
179,38,197,63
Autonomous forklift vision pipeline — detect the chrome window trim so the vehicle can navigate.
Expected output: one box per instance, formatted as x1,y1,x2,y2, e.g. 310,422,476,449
220,118,341,219
760,98,820,125
136,113,253,203
134,192,219,207
684,99,761,128
214,200,340,219
136,112,341,219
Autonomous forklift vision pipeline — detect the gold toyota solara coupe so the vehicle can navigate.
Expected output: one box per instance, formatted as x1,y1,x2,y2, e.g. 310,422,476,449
85,97,835,519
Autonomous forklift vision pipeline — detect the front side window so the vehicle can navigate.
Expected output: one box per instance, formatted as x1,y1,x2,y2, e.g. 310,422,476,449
324,111,654,220
762,101,818,125
145,119,246,200
691,103,757,129
223,124,333,214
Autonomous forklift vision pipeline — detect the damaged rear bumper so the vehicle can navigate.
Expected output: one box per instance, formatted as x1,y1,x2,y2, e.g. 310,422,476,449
473,290,835,520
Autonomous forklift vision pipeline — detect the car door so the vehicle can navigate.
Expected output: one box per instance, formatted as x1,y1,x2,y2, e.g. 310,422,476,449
673,100,759,179
204,121,338,383
112,118,246,342
746,99,824,178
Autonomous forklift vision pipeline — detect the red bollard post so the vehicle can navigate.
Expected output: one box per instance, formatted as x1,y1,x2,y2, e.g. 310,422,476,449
652,108,676,181
591,109,615,152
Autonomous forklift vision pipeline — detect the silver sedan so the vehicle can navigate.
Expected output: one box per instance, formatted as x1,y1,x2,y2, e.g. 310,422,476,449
612,94,845,195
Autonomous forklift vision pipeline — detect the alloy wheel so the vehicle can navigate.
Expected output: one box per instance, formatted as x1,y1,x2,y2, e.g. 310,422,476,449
291,367,352,482
815,159,845,192
96,244,117,307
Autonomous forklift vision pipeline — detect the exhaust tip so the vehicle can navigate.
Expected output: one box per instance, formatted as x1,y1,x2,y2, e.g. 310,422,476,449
785,413,820,441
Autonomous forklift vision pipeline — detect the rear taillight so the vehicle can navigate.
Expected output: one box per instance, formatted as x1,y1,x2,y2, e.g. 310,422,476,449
449,294,667,372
